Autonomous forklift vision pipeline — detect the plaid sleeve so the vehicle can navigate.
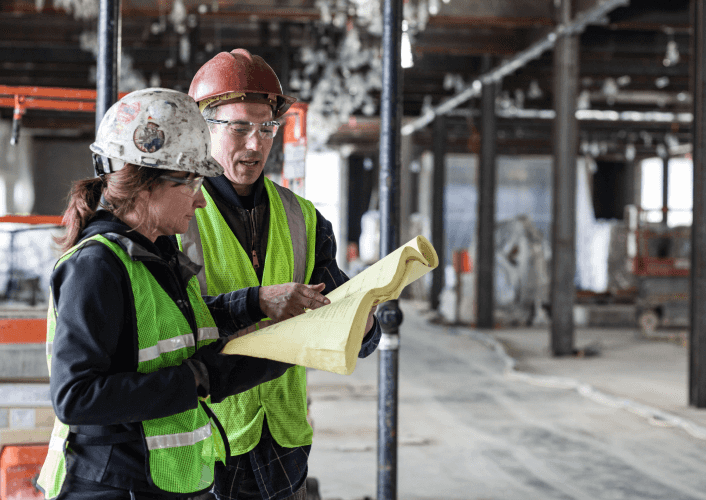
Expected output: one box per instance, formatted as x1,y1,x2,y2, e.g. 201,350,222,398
310,210,381,358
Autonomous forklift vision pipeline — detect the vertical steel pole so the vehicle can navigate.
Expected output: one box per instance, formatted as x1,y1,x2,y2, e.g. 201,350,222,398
430,115,446,311
96,0,121,139
280,22,291,95
377,0,403,494
477,81,497,329
691,0,706,407
662,153,670,225
551,0,579,356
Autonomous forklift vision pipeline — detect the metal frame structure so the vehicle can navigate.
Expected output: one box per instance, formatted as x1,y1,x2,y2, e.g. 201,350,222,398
0,85,127,146
401,0,630,136
377,0,404,495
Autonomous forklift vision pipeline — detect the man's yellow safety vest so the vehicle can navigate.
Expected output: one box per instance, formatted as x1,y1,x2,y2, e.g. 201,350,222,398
177,178,317,455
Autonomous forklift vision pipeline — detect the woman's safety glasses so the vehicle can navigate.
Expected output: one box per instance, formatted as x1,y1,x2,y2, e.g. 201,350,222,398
205,119,280,140
161,175,205,195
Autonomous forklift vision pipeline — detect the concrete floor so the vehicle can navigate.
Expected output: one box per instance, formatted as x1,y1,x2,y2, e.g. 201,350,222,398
307,300,706,500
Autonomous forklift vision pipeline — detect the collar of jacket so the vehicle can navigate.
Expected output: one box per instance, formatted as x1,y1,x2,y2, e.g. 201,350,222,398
80,212,202,285
205,172,268,210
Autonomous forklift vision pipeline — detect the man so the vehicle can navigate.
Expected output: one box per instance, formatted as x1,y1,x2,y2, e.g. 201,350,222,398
178,49,381,500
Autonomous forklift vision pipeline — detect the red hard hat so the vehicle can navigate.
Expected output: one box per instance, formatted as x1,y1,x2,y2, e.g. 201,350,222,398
189,48,296,119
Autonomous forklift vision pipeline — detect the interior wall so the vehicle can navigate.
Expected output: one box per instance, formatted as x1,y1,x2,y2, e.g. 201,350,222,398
32,138,93,216
442,154,553,265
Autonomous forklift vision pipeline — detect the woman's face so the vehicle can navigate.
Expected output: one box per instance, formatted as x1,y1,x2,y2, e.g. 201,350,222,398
141,172,207,240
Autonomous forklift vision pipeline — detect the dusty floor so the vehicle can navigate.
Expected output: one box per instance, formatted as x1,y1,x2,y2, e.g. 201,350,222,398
307,300,706,500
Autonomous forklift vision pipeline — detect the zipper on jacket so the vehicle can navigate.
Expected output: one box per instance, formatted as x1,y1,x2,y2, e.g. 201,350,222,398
249,209,260,270
166,258,198,339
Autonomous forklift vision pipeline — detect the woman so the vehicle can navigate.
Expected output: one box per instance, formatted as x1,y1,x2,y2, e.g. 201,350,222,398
37,88,290,500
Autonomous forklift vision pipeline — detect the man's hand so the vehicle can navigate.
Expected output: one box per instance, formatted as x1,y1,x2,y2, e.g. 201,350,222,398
259,282,330,322
365,305,378,334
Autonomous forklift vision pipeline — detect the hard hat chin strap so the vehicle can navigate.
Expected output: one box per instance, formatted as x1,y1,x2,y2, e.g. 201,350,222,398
93,154,126,177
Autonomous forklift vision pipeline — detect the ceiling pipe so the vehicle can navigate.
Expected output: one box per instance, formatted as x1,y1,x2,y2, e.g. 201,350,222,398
496,107,693,123
401,0,630,136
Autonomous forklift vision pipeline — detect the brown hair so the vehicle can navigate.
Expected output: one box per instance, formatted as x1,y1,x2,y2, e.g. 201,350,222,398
56,164,165,252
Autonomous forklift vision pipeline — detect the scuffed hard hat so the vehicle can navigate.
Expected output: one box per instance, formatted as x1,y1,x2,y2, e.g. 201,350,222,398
90,88,224,177
189,49,296,118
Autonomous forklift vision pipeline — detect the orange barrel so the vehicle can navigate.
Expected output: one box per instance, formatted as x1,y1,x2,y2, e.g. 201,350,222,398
0,444,47,499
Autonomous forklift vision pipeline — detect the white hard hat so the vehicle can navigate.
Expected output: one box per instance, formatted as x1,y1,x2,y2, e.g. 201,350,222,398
90,88,223,177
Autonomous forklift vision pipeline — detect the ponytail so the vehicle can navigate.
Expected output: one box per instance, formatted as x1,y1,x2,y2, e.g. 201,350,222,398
55,177,104,252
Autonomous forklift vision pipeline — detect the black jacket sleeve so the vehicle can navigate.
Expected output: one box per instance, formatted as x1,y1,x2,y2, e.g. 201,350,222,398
309,210,381,358
201,287,265,336
50,245,200,426
186,338,292,404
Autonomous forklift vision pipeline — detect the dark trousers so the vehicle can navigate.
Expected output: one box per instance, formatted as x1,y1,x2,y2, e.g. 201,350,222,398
55,475,216,500
213,460,306,500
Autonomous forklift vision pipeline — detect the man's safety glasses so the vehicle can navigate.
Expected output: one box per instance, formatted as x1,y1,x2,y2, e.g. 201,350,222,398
206,119,280,140
161,175,205,195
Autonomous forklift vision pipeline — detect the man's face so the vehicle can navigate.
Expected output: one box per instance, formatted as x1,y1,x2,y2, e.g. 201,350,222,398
208,102,275,196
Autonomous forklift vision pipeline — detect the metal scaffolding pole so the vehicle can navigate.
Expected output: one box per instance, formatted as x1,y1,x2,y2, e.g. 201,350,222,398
476,81,497,329
95,0,120,137
662,154,670,225
551,0,579,356
377,0,403,495
430,115,446,311
690,0,706,407
280,22,291,95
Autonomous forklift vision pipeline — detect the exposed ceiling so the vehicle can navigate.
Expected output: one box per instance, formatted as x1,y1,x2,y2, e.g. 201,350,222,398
0,0,694,159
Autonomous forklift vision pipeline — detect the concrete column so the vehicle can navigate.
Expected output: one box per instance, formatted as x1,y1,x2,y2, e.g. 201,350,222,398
476,81,497,329
690,0,706,407
430,115,446,311
550,0,579,356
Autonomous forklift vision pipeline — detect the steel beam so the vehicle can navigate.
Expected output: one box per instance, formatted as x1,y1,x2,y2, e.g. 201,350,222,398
401,0,629,136
662,154,670,225
280,22,291,95
377,0,403,495
690,0,706,408
551,0,579,357
430,115,446,311
96,0,121,138
477,81,497,329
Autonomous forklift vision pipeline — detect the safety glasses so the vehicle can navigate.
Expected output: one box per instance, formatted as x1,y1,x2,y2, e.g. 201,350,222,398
206,119,280,140
161,175,205,195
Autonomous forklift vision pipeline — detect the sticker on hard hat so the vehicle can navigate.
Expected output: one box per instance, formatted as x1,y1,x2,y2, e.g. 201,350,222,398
117,102,140,123
133,123,165,153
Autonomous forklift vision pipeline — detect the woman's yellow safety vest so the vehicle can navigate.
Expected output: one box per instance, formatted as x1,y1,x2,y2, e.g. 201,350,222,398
38,234,225,498
177,178,317,455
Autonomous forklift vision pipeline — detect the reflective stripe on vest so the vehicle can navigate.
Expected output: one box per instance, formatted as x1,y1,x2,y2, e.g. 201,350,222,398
38,235,222,498
139,333,194,363
182,181,309,296
48,435,65,453
145,422,212,450
177,178,317,454
137,329,216,363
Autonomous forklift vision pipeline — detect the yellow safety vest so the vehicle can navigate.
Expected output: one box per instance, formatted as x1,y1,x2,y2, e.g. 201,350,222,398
38,234,225,498
177,178,317,455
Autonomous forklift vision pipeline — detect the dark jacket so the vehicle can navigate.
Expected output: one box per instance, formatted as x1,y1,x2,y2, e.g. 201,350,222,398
49,212,288,494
